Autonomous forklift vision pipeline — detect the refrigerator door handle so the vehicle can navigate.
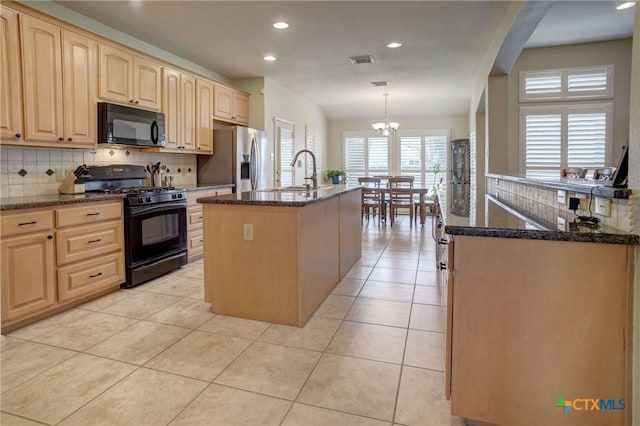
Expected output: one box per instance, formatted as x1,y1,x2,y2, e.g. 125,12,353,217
250,137,258,190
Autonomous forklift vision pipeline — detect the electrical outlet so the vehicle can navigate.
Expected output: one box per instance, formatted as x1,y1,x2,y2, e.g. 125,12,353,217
594,197,611,217
243,224,254,240
557,216,566,231
557,190,567,205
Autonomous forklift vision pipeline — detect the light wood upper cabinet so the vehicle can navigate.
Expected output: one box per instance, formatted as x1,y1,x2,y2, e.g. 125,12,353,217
99,44,161,111
162,67,180,150
1,232,56,322
181,73,196,151
196,78,214,154
161,67,196,152
20,14,64,143
99,44,133,105
62,30,97,145
19,15,96,147
213,83,249,125
0,6,23,142
133,56,161,110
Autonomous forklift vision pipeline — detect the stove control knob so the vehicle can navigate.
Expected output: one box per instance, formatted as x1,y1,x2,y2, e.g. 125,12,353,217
171,194,177,199
137,198,143,203
177,193,183,199
145,197,151,203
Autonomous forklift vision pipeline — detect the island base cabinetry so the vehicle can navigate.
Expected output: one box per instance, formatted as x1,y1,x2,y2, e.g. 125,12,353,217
447,235,633,426
202,190,361,326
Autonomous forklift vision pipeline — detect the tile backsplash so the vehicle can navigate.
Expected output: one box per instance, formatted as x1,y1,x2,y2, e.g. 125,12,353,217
0,146,197,197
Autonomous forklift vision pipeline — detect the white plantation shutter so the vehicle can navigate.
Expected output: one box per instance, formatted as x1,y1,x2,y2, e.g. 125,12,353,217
521,105,610,178
343,133,389,185
567,110,606,174
344,136,365,185
567,67,611,97
368,137,389,174
520,66,613,102
399,133,447,188
524,112,562,178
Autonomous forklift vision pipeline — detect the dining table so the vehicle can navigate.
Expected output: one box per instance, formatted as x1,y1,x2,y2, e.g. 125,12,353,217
360,185,436,226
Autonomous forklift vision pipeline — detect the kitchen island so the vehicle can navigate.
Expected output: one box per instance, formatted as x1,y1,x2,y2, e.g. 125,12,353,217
443,192,638,426
197,185,362,326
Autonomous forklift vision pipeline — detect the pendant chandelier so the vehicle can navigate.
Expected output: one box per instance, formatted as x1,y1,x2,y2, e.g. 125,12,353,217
372,93,399,136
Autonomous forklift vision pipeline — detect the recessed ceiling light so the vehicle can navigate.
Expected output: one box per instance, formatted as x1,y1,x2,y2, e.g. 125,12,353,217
273,22,289,29
264,55,277,61
387,42,402,49
616,1,636,9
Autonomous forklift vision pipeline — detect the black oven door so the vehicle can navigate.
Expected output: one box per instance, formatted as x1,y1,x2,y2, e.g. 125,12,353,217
126,202,187,267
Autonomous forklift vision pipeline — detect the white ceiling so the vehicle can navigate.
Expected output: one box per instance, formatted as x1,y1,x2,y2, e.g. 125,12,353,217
54,1,635,121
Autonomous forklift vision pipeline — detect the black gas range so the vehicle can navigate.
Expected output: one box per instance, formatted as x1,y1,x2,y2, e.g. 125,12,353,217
85,165,188,288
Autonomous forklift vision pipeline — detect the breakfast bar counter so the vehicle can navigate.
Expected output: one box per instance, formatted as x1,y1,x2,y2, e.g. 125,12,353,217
442,190,637,426
197,185,362,326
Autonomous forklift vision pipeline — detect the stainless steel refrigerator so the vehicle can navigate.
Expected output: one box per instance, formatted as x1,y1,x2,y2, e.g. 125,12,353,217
197,126,274,192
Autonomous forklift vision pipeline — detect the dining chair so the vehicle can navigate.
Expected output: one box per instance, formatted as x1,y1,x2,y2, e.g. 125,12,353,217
413,177,442,225
593,167,616,181
358,177,384,225
560,168,588,179
388,176,414,227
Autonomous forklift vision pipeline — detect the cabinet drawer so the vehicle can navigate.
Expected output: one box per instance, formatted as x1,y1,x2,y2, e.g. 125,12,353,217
57,252,124,302
1,210,53,237
188,206,204,227
187,190,218,205
56,220,123,265
189,231,204,251
56,201,121,228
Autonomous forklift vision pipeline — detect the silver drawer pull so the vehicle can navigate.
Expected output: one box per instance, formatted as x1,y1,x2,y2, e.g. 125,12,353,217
87,239,102,244
89,272,103,278
18,221,37,226
86,212,100,216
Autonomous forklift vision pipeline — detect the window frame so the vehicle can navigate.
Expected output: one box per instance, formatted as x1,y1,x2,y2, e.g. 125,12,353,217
519,103,613,178
519,65,614,102
342,130,390,184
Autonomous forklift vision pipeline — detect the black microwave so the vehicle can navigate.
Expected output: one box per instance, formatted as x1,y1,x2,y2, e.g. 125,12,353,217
98,102,165,147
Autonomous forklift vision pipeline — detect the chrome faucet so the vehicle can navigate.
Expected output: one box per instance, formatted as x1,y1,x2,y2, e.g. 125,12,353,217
291,149,318,189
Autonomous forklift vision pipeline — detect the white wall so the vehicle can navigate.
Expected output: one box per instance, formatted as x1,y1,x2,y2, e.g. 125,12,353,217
262,78,328,185
327,116,469,171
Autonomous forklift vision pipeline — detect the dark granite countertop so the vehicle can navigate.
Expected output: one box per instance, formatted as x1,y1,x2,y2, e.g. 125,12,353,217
197,185,361,207
0,193,127,211
486,173,631,199
179,184,235,192
445,194,639,245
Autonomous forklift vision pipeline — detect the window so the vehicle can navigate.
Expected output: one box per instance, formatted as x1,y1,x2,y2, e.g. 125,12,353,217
519,65,613,102
305,125,322,179
275,118,295,187
343,132,389,185
398,132,447,188
520,105,611,178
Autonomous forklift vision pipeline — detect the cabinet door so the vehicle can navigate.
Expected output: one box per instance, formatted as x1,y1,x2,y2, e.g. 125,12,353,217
213,84,233,120
62,30,97,146
0,6,23,142
162,67,180,149
181,73,196,151
233,91,250,124
133,56,161,111
98,44,133,105
1,232,55,321
20,15,64,143
195,78,214,154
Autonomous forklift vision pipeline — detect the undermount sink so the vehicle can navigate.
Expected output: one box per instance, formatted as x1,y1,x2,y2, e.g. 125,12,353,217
260,185,333,192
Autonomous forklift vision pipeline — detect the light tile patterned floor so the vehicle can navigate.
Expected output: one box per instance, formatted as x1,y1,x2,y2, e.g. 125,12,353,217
0,216,464,425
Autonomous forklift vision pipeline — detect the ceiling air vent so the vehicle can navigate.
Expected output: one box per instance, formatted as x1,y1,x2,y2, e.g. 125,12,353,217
370,81,388,87
349,55,374,65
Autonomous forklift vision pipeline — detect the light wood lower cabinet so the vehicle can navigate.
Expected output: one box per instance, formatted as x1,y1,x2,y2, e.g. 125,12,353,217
1,232,56,322
0,200,124,332
446,235,633,426
186,188,232,261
